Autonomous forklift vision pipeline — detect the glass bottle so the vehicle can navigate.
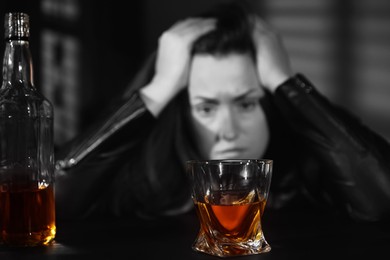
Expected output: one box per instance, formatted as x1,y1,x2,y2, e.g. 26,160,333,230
0,12,56,246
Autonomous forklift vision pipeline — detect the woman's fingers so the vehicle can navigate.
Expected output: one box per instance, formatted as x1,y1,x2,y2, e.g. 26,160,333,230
251,15,293,92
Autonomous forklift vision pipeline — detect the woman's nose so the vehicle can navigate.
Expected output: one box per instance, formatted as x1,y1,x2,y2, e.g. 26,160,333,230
218,108,239,141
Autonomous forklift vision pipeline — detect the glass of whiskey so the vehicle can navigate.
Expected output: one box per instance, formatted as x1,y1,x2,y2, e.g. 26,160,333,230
186,159,273,257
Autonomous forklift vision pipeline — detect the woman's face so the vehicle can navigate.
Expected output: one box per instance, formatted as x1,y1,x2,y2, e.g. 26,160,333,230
188,53,270,160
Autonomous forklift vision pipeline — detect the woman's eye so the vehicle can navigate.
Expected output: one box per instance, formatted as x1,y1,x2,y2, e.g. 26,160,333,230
194,104,216,117
238,100,258,112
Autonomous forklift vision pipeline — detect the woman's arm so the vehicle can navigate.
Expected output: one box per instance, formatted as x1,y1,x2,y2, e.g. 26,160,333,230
274,74,390,222
54,18,216,220
54,90,156,220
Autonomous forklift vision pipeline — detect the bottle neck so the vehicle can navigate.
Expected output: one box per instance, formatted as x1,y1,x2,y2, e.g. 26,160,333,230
2,38,34,89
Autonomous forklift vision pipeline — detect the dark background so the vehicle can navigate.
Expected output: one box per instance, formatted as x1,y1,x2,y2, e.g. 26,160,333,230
1,0,390,147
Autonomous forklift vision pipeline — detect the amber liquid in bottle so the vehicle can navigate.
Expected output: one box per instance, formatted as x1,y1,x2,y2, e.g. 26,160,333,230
0,179,56,246
0,13,56,246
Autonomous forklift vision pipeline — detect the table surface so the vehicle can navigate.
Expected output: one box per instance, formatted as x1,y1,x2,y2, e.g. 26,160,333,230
1,207,389,260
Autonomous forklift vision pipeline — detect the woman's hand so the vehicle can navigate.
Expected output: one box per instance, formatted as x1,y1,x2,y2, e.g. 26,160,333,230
252,16,293,93
140,18,216,116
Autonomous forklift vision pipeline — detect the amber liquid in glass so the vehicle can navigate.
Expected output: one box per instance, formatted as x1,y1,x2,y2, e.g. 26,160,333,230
193,190,269,256
0,182,56,246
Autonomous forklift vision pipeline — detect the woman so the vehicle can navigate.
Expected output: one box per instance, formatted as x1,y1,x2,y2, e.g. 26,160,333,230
55,1,390,222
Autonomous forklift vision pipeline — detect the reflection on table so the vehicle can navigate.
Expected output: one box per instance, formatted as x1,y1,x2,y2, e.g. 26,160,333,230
1,207,390,259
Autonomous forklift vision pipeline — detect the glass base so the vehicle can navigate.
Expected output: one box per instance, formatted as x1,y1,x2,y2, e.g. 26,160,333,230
192,232,271,257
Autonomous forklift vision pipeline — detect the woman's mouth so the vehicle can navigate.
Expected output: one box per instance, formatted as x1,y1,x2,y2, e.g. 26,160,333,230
213,148,245,159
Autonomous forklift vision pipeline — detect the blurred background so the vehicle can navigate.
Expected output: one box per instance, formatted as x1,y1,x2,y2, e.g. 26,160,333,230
1,0,389,147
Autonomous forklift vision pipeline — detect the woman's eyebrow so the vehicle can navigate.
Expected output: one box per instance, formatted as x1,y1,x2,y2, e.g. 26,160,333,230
233,89,261,101
192,89,261,103
192,96,219,104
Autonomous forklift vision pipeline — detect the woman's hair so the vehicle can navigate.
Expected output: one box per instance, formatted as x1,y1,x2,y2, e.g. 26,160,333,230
192,1,256,59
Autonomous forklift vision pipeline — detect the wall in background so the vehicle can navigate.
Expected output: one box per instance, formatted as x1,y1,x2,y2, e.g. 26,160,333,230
1,0,389,146
262,0,390,141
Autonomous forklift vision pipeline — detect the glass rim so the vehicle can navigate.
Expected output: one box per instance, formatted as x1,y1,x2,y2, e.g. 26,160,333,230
186,159,273,165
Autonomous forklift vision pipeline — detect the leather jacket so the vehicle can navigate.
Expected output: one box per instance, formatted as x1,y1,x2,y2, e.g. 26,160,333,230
269,75,390,222
54,54,390,222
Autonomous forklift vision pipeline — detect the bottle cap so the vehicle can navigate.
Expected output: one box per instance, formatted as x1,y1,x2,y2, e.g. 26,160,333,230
4,12,30,40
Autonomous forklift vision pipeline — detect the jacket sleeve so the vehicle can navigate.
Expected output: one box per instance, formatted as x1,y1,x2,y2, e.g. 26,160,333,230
54,53,157,220
54,92,155,220
273,73,390,222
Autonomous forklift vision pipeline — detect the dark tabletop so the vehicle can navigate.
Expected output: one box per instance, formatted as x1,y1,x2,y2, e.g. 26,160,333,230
1,207,389,260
